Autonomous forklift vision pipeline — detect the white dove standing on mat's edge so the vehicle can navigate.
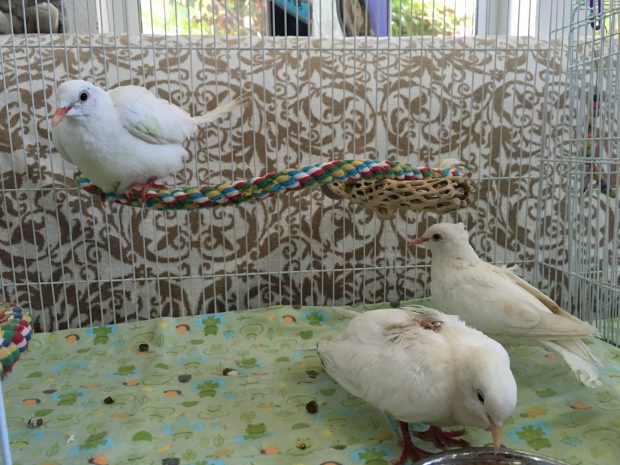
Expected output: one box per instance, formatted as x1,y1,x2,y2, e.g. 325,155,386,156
317,306,517,464
410,222,601,388
51,79,248,195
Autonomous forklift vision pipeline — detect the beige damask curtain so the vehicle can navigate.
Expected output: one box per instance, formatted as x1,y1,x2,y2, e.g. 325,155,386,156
0,34,582,331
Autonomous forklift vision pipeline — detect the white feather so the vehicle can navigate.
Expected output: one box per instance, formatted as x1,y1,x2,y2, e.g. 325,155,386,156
417,222,602,388
50,80,247,194
109,86,249,145
317,306,517,430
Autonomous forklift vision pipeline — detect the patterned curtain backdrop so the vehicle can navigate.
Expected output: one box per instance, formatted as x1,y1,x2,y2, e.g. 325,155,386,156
0,35,580,331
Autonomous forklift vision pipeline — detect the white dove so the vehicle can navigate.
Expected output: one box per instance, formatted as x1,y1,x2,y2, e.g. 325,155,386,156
410,222,601,388
50,79,247,197
317,306,517,464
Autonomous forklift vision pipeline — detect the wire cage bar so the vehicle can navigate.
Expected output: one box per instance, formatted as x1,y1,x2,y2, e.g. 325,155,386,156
1,1,620,465
559,0,620,342
0,0,616,344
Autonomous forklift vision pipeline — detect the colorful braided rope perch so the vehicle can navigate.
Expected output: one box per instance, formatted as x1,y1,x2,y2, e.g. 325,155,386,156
0,303,32,378
75,159,474,217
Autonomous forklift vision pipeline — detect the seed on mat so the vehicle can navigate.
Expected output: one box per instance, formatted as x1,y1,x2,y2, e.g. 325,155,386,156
305,400,318,414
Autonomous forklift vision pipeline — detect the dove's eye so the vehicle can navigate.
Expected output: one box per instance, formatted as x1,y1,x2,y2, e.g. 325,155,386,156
477,390,485,403
432,233,442,241
79,92,88,102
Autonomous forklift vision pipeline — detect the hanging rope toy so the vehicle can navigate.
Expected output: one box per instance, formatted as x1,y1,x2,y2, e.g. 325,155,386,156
75,159,474,217
0,303,32,379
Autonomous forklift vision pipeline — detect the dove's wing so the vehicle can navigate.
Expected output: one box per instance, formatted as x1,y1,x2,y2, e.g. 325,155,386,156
317,308,454,422
317,339,388,401
495,266,586,323
443,263,596,340
109,85,196,145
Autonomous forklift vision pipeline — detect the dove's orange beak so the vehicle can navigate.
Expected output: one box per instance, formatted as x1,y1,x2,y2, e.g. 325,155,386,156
51,105,72,128
489,418,502,453
409,237,428,246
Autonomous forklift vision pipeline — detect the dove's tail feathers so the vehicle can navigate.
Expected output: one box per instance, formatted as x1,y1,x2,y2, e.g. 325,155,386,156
194,94,250,125
541,339,602,388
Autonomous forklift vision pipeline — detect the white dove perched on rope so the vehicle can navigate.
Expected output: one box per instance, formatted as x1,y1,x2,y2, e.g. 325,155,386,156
51,79,248,197
410,222,601,388
317,306,517,464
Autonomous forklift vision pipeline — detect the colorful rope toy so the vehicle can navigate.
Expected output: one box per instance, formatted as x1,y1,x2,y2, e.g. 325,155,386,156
0,303,32,378
75,159,474,216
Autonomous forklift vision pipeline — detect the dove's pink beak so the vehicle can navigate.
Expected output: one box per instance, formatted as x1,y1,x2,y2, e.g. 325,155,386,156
51,105,72,128
489,418,502,453
409,237,428,246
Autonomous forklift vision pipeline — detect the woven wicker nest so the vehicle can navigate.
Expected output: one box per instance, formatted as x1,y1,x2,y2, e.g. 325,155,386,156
321,175,475,219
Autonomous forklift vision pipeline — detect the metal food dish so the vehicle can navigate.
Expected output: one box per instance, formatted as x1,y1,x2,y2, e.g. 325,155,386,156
414,448,570,465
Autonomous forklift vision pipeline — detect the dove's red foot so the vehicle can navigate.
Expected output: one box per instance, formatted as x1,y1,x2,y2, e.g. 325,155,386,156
414,425,470,449
127,177,167,202
397,421,432,465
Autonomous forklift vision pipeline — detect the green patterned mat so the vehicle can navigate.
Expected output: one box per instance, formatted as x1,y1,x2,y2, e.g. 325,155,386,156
4,301,620,465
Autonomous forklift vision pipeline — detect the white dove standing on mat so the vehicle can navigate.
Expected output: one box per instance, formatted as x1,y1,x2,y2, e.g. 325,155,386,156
410,222,601,388
317,306,517,464
51,79,247,196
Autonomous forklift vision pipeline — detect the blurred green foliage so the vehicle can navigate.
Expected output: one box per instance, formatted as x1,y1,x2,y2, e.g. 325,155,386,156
141,0,263,35
391,0,470,36
141,0,472,36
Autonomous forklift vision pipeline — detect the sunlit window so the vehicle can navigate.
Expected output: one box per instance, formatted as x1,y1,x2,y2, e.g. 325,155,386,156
98,0,556,37
138,0,475,36
140,0,264,36
391,0,474,36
